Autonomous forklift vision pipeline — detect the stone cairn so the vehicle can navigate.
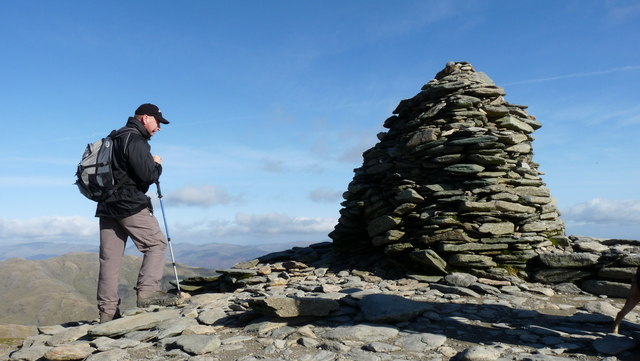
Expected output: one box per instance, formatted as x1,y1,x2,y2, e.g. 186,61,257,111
329,61,567,280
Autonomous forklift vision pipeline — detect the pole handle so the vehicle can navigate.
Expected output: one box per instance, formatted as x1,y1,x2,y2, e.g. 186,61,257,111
156,181,163,199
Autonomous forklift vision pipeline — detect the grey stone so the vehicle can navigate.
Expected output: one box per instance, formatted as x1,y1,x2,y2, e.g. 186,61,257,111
505,143,531,153
405,128,440,148
465,85,506,97
580,280,631,298
582,301,620,317
447,135,499,146
444,164,485,174
597,267,637,281
538,253,600,268
215,268,258,277
439,243,508,253
593,334,637,355
45,324,92,346
95,338,140,352
448,254,497,268
88,309,180,337
396,333,446,352
566,312,613,323
372,230,405,247
367,216,401,237
429,284,482,297
297,337,319,348
533,269,593,283
359,294,435,323
576,241,609,253
444,273,478,287
173,335,222,355
395,188,424,203
363,342,401,352
418,229,474,244
409,249,448,274
197,308,228,325
85,349,130,361
478,222,514,235
458,345,502,361
469,282,502,296
447,94,482,107
9,345,52,361
221,336,253,345
495,200,535,213
467,154,506,165
461,201,496,211
189,293,233,308
496,115,534,133
248,297,339,317
323,324,399,342
44,344,95,361
302,350,336,361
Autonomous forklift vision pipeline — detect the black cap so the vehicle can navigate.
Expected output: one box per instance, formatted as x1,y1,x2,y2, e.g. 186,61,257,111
135,103,169,124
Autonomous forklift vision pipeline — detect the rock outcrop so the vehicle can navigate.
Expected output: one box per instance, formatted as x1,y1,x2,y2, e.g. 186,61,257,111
3,239,639,361
330,61,566,279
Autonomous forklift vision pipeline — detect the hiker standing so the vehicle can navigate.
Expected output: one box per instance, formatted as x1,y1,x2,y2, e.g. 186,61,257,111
95,103,179,323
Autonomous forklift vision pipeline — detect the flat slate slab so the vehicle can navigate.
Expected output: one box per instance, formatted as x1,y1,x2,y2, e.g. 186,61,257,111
88,309,180,337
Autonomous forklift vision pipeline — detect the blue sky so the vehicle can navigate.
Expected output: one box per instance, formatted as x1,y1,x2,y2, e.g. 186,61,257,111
1,0,639,248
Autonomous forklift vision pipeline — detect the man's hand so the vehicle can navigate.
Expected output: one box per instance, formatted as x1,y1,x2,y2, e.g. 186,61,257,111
153,155,162,165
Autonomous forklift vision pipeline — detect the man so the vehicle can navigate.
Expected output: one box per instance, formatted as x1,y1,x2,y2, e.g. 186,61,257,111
95,103,179,323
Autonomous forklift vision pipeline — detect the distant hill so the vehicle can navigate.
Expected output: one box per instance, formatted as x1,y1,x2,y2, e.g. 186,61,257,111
170,241,314,268
0,240,316,267
0,242,99,261
0,240,318,326
0,252,216,326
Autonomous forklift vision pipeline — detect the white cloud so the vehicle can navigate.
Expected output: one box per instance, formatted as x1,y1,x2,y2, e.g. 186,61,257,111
166,185,241,208
233,212,335,234
173,212,337,244
562,198,640,224
0,216,97,241
309,188,342,204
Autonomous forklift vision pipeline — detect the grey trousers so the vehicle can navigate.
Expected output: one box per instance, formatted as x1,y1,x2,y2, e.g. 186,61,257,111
97,208,167,314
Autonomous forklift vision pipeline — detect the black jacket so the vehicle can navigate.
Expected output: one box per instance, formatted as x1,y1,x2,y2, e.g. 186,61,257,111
95,117,163,218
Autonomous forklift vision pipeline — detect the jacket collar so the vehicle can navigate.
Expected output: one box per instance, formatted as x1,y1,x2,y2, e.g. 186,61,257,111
126,117,151,139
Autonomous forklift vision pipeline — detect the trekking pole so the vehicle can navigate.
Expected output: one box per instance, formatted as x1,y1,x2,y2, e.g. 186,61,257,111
155,181,182,297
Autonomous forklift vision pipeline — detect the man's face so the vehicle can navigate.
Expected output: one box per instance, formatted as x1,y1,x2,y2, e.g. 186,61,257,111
143,115,161,136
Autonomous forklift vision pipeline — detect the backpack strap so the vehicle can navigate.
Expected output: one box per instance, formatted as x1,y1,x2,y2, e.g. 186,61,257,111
106,128,140,195
109,128,140,157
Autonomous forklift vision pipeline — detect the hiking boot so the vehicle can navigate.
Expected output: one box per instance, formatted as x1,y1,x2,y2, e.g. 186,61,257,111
99,308,122,324
137,291,180,308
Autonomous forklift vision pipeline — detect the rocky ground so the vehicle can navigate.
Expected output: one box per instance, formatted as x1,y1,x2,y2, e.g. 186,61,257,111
2,241,639,361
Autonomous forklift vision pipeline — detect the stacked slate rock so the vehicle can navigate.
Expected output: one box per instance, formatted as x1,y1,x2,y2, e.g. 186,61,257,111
329,61,566,279
6,240,640,361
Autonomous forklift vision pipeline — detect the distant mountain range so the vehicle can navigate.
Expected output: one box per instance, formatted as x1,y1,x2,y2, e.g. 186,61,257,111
0,240,317,326
0,240,315,268
0,252,215,326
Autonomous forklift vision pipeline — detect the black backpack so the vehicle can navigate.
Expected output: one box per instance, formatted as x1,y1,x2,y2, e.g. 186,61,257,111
75,129,134,202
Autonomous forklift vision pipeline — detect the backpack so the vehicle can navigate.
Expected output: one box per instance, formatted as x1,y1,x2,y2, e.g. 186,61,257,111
75,129,135,202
